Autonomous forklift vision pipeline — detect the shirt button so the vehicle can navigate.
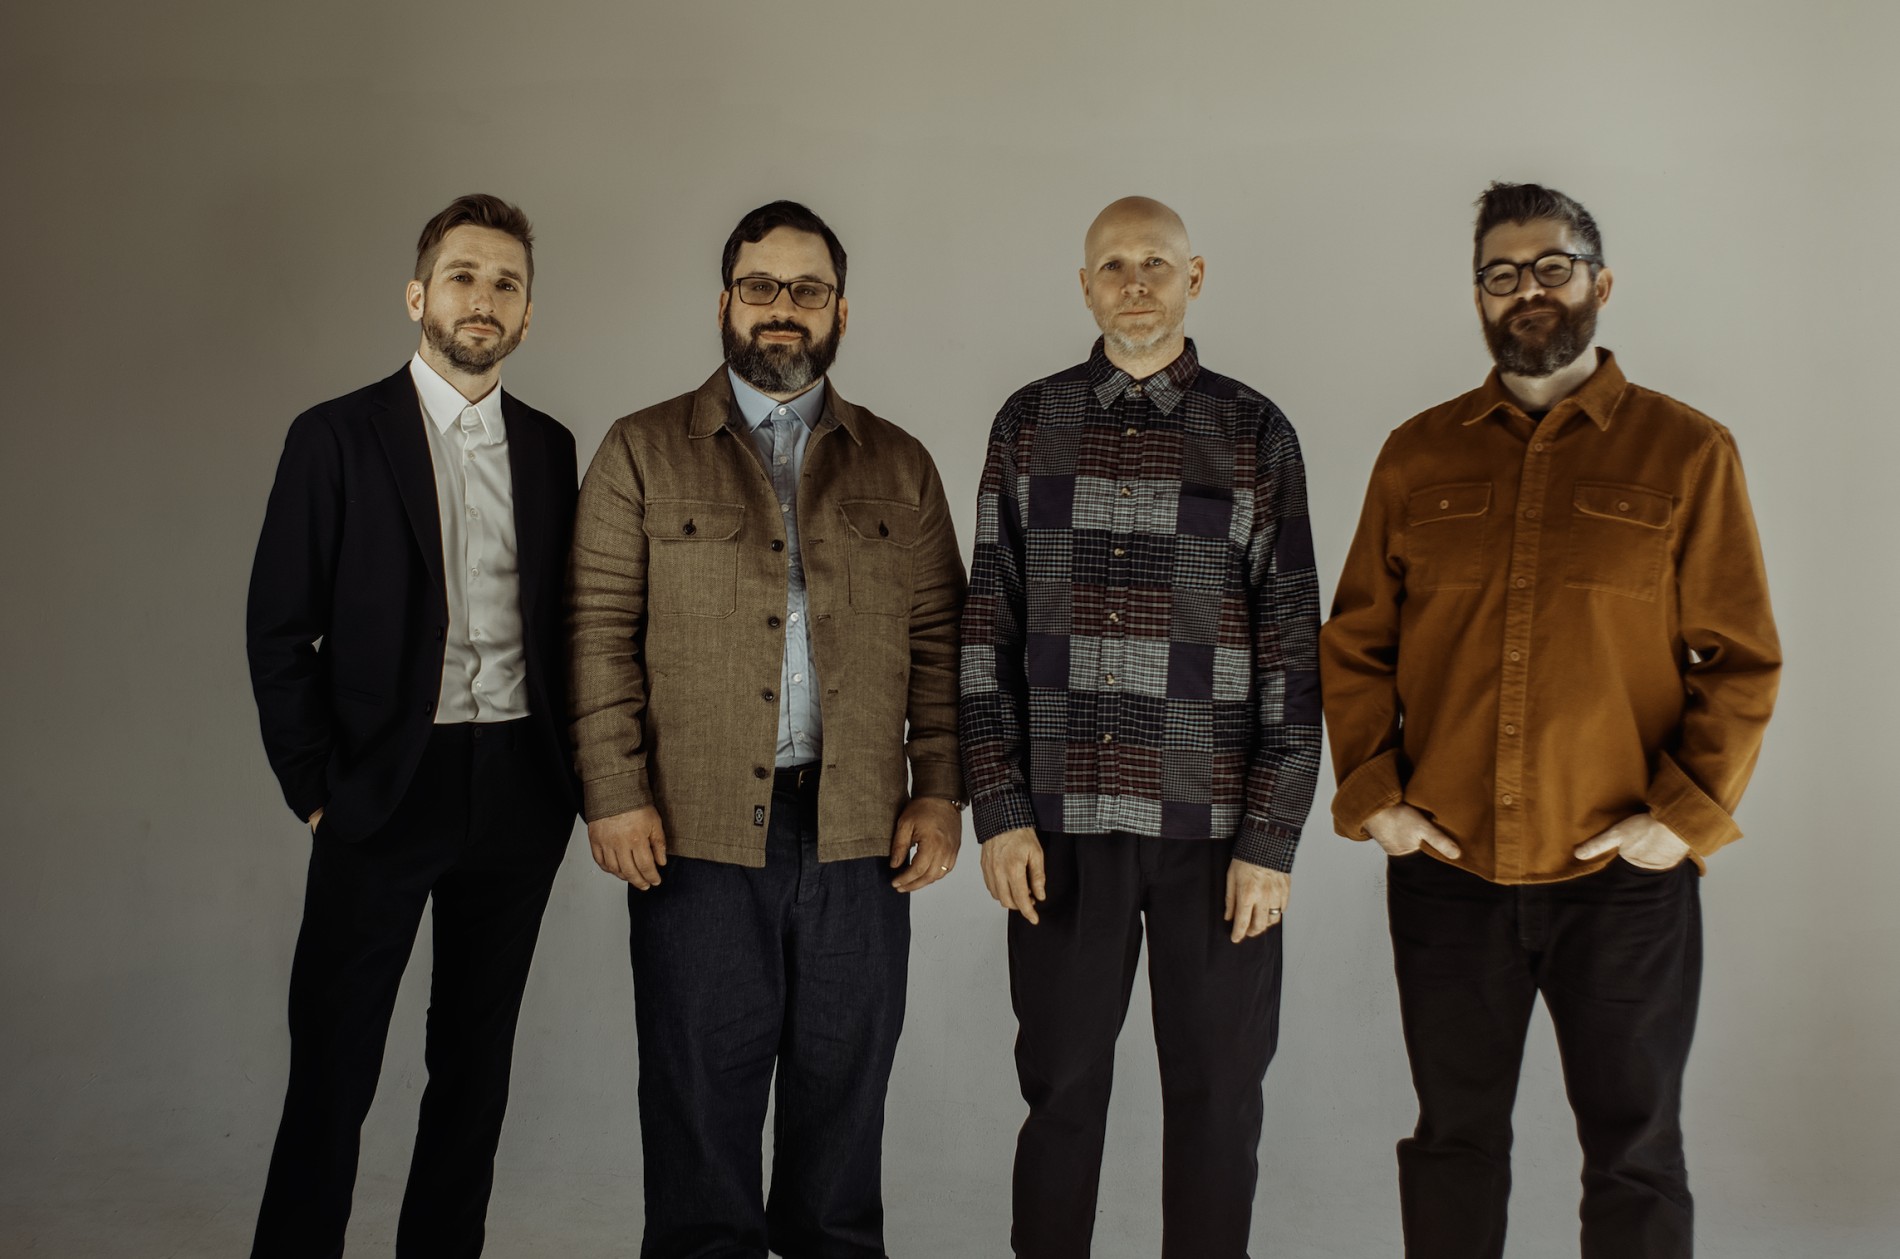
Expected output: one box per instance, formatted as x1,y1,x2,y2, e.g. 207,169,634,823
1513,577,1528,588
1100,733,1114,744
1617,501,1632,512
1524,509,1539,520
1500,793,1515,806
771,539,785,552
473,680,483,691
467,506,478,518
754,766,770,780
1129,384,1144,396
768,615,782,629
1124,427,1138,437
1439,499,1450,510
1119,485,1133,497
792,673,804,684
777,407,788,415
472,628,483,640
1509,650,1522,662
789,612,800,624
1504,723,1517,735
469,565,479,577
777,455,789,466
464,449,475,460
1105,674,1117,685
1108,612,1120,624
1113,547,1126,558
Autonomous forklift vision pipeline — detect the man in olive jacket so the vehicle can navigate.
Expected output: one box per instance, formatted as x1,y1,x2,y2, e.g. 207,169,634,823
568,200,965,1259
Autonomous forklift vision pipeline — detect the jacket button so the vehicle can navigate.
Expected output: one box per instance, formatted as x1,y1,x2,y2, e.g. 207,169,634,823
768,615,782,629
771,539,785,552
878,521,889,537
754,766,769,779
762,688,775,702
682,520,696,536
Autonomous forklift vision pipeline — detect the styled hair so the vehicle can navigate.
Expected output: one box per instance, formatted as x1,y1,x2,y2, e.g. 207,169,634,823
721,200,847,295
1473,182,1604,270
414,194,536,292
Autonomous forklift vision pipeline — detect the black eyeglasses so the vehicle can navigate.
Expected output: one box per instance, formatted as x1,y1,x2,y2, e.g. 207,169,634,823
730,276,837,310
1476,252,1601,296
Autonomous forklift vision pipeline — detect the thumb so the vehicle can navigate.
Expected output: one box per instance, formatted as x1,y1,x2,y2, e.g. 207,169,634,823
1573,833,1617,860
652,825,668,866
1223,867,1237,922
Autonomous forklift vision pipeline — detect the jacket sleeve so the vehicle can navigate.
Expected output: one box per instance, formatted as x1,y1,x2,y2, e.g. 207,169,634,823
957,396,1037,842
1234,409,1324,871
246,410,341,822
1318,435,1408,839
1646,426,1781,858
567,420,655,822
904,445,967,802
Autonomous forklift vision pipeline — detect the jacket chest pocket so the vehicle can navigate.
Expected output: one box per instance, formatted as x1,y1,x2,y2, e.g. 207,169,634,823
643,499,744,617
839,499,919,616
1404,483,1490,591
1565,482,1672,601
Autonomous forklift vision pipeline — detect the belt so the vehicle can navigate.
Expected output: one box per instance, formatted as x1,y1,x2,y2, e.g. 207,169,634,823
774,763,821,793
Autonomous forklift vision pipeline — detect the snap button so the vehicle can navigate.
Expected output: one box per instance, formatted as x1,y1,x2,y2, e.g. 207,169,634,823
768,616,782,629
753,766,769,780
762,689,775,702
682,520,696,536
771,539,785,552
878,521,889,537
1439,499,1450,510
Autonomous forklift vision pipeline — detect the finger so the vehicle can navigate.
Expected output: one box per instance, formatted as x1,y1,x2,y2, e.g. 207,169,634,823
1573,834,1617,861
1007,858,1039,925
1224,868,1237,923
1028,845,1047,903
628,837,661,889
1422,829,1462,860
890,818,915,869
590,840,616,878
1229,895,1250,944
651,829,667,867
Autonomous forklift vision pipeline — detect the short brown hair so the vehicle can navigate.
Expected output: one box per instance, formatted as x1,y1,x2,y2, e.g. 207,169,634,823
721,200,847,296
414,194,536,293
1472,181,1604,271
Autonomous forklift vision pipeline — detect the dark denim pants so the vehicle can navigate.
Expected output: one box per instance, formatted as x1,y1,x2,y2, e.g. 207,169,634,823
629,769,910,1259
1007,833,1283,1259
1386,853,1703,1259
252,719,566,1259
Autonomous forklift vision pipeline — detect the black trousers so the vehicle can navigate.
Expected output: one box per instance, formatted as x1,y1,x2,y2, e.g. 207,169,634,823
252,720,567,1259
628,767,911,1259
1386,853,1703,1259
1007,833,1282,1259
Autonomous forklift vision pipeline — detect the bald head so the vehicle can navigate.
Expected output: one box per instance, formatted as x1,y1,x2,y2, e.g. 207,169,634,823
1079,196,1204,374
1084,196,1191,267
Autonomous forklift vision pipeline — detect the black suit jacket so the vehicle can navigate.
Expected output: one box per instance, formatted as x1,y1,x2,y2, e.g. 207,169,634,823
247,365,581,845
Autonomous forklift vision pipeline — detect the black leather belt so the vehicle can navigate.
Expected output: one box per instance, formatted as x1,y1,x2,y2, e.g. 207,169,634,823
774,764,821,793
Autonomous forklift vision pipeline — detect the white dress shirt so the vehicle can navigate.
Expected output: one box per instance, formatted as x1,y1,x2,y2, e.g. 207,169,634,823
410,354,529,723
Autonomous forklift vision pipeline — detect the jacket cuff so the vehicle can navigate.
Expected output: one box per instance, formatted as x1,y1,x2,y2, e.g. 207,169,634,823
581,769,654,824
1646,753,1742,858
1331,748,1405,840
908,757,965,806
972,789,1038,843
1233,818,1301,872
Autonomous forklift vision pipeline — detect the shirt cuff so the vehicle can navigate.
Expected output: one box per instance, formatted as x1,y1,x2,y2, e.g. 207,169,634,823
908,757,965,806
1233,818,1301,872
1646,753,1742,859
1331,748,1405,840
581,768,654,824
972,788,1039,843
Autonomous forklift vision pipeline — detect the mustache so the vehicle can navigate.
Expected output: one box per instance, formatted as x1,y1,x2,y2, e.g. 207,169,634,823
454,317,504,332
1500,297,1561,322
750,320,810,342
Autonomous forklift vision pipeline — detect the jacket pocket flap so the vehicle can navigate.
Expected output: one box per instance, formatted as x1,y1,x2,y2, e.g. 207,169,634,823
643,499,745,541
1574,483,1671,529
1406,483,1492,525
839,499,921,547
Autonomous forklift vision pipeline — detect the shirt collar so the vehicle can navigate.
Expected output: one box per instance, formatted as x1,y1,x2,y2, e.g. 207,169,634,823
1087,337,1200,414
727,367,825,433
1460,347,1629,433
409,353,505,443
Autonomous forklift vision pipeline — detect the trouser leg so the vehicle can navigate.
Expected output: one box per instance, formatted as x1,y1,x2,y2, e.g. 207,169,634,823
1008,833,1144,1259
1539,860,1702,1259
630,813,796,1259
765,788,910,1259
1386,854,1538,1259
251,756,459,1259
1142,838,1281,1259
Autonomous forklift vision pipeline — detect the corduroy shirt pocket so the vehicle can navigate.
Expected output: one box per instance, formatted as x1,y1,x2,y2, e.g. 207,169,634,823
1565,482,1672,601
643,499,745,617
1404,482,1491,591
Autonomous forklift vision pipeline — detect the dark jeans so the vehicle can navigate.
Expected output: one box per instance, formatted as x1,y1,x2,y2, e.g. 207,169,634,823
1386,853,1704,1259
252,720,567,1259
1007,833,1282,1259
629,767,910,1259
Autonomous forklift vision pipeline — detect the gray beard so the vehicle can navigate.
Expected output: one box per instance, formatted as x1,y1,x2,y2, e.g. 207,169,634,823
1485,298,1598,378
722,313,840,395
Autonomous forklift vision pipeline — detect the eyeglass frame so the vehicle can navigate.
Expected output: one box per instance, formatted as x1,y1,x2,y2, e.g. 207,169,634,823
728,275,839,310
1474,251,1602,297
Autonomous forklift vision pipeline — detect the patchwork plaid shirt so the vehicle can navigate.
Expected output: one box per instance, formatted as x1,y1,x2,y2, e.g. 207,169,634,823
958,339,1322,870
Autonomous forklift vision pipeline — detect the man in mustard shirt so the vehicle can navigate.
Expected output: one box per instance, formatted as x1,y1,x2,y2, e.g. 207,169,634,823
1320,182,1780,1259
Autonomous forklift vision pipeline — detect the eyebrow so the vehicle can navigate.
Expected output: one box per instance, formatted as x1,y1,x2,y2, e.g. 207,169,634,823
1477,250,1572,270
739,271,830,284
440,259,526,282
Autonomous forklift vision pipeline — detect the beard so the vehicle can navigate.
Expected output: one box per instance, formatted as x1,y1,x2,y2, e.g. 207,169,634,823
1100,303,1181,359
423,311,523,373
1483,294,1598,378
722,308,842,395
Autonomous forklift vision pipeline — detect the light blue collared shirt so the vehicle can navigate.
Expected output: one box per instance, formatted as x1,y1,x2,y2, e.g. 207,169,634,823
728,368,825,767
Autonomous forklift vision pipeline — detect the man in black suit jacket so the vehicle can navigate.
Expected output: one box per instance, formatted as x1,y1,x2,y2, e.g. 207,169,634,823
246,194,579,1258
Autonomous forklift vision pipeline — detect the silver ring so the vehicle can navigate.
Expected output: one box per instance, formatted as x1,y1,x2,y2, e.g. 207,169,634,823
938,865,949,872
1269,908,1283,916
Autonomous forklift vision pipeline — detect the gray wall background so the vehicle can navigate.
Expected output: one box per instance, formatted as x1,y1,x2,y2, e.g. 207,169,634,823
3,2,1895,1255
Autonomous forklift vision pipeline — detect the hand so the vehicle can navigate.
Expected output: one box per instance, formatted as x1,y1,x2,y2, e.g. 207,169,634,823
1224,860,1290,943
1573,813,1691,870
890,797,962,893
1364,804,1461,860
307,806,325,834
588,805,669,890
980,827,1047,924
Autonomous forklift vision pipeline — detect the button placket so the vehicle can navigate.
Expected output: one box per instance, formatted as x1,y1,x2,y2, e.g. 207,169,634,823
1491,426,1556,878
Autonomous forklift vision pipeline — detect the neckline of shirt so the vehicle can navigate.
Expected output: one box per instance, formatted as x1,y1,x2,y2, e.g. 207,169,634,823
410,353,504,442
728,367,826,433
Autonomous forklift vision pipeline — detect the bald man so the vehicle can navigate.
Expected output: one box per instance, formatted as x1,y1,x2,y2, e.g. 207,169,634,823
959,197,1321,1258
